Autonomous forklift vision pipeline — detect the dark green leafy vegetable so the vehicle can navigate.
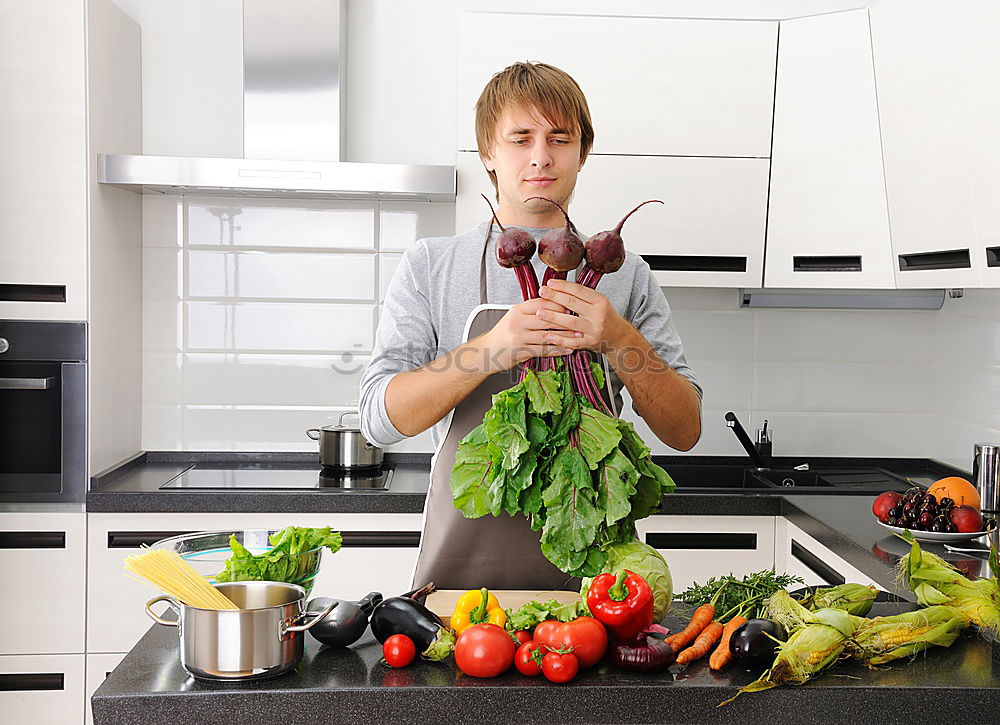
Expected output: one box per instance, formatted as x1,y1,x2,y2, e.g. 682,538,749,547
215,526,342,585
450,364,675,577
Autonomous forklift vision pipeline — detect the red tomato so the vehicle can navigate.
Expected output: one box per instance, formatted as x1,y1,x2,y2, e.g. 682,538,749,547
511,630,532,646
533,620,562,649
454,623,516,678
515,641,543,676
382,634,416,668
542,650,579,683
549,616,608,669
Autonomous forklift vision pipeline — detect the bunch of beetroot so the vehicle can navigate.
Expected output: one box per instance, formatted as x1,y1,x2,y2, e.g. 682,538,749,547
450,197,674,578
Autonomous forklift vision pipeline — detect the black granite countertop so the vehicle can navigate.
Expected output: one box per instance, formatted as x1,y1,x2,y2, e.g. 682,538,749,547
92,597,1000,725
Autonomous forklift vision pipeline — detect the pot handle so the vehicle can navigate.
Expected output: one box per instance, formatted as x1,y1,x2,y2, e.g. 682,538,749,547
305,428,321,440
338,411,360,426
145,595,181,627
280,600,338,637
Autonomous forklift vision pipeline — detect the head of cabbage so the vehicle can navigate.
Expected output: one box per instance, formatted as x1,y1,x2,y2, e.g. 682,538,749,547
580,540,673,622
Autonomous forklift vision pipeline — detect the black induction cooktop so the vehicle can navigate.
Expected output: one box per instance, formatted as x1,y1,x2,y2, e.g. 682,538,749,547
159,464,393,490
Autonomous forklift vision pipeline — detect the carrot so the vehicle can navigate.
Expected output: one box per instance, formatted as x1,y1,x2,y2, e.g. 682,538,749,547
665,603,715,653
709,615,748,671
676,621,725,665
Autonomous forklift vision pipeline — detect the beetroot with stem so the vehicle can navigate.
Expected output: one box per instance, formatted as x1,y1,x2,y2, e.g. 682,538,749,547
481,194,540,301
526,197,585,275
582,200,663,288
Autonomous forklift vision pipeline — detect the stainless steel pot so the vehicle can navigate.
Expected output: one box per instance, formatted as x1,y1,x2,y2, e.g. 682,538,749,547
306,411,383,468
144,581,336,681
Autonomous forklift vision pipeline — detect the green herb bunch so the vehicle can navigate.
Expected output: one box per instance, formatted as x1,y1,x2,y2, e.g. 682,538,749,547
449,362,675,577
680,569,805,620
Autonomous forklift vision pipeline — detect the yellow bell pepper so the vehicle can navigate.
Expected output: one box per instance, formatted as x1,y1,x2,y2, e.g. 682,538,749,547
450,587,506,634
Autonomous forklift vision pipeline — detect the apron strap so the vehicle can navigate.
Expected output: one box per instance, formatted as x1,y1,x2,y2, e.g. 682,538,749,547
479,220,493,306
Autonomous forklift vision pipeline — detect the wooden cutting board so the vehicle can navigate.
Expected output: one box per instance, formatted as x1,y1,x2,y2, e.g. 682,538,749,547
425,589,581,621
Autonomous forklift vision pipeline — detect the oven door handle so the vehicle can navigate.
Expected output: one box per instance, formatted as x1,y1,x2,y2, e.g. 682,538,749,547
0,377,55,390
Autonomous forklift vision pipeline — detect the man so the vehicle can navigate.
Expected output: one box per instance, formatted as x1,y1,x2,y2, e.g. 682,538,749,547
359,62,702,589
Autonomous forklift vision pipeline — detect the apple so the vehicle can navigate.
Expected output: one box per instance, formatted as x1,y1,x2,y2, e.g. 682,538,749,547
872,491,903,523
949,505,984,534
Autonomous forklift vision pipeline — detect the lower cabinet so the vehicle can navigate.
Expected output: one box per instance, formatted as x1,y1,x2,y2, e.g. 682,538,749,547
0,653,86,725
635,515,777,592
775,519,880,587
84,653,125,725
86,512,423,654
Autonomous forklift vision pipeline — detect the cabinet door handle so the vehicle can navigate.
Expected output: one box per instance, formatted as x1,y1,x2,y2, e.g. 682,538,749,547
645,532,757,550
793,255,862,272
898,248,971,271
790,540,845,586
340,531,421,547
107,531,193,548
0,532,66,549
642,254,748,273
0,376,55,390
0,283,67,303
986,246,1000,268
0,673,65,691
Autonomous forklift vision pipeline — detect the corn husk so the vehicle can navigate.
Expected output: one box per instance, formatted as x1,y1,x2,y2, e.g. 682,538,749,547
897,531,1000,633
848,605,970,665
765,589,815,634
800,583,878,617
719,607,858,706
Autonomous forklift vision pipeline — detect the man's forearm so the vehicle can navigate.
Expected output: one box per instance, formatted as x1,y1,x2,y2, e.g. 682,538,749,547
384,336,494,438
605,326,702,451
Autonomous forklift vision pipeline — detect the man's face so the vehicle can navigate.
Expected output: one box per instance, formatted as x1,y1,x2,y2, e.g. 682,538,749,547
482,105,583,218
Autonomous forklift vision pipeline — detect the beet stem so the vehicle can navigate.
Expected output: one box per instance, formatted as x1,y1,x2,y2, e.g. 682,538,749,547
613,199,663,235
481,194,506,233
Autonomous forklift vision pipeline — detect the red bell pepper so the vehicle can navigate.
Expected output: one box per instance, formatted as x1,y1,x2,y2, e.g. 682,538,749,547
586,569,654,641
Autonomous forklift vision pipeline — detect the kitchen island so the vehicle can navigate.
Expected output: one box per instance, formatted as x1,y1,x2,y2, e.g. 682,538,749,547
92,597,1000,725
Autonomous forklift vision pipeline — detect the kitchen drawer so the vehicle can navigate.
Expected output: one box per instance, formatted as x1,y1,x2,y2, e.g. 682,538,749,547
84,653,125,725
775,519,879,588
0,512,86,655
86,512,422,653
0,653,85,725
634,515,777,592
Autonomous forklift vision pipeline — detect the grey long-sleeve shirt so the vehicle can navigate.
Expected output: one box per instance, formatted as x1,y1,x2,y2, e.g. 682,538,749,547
358,221,703,450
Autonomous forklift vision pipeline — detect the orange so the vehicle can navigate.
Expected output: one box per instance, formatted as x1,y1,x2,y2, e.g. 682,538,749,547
927,476,981,510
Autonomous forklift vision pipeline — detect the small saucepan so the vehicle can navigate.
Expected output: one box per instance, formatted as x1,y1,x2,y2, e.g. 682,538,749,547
306,411,383,469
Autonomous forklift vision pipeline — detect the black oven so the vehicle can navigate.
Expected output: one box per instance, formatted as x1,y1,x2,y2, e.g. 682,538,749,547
0,321,86,503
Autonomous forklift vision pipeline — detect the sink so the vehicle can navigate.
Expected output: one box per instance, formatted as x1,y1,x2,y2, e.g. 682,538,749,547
663,464,770,489
661,463,914,494
750,469,833,487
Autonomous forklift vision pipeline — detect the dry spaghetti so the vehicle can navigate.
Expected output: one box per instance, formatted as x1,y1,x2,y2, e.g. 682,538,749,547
125,547,239,610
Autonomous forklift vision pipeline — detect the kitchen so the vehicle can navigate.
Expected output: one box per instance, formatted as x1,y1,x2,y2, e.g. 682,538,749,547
2,0,1000,722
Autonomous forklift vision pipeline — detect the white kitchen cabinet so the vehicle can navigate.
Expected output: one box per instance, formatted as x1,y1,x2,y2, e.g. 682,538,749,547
456,12,777,158
870,0,982,289
0,653,85,725
456,152,770,288
0,0,88,320
86,512,422,653
957,1,1000,287
0,512,87,656
765,10,895,289
635,515,776,592
775,519,879,588
84,653,126,725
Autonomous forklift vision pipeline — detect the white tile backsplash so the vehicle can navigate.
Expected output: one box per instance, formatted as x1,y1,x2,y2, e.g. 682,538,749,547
141,194,1000,460
186,250,376,301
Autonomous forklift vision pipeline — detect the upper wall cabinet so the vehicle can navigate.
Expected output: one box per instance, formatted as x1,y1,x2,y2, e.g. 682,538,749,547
765,10,895,289
456,13,778,158
957,1,1000,287
456,152,769,288
0,1,88,320
870,0,982,288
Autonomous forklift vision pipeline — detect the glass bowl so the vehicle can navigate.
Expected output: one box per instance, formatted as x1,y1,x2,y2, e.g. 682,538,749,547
150,529,324,593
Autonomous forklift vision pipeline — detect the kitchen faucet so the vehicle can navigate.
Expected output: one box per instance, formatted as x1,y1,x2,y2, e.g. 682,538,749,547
725,412,772,469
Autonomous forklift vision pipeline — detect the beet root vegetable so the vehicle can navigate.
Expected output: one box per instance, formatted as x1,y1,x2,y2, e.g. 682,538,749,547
526,196,585,274
582,200,663,287
481,194,540,301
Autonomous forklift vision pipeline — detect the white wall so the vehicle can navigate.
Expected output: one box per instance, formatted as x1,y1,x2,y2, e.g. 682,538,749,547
123,0,999,470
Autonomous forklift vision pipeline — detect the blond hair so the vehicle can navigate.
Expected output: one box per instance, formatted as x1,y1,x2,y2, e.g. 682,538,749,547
474,62,594,196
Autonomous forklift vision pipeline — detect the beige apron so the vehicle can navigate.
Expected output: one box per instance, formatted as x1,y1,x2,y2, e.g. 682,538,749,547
410,224,615,592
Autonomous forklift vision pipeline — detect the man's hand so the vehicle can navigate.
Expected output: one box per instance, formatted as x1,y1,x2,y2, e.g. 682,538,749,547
536,279,632,353
479,297,580,372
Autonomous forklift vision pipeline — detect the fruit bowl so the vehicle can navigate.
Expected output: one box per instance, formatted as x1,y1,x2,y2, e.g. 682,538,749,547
875,519,994,543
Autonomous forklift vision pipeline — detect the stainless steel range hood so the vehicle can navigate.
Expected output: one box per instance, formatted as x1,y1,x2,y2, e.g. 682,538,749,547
98,0,455,201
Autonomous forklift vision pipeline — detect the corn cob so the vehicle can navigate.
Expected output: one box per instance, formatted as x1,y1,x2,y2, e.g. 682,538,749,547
848,605,969,665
